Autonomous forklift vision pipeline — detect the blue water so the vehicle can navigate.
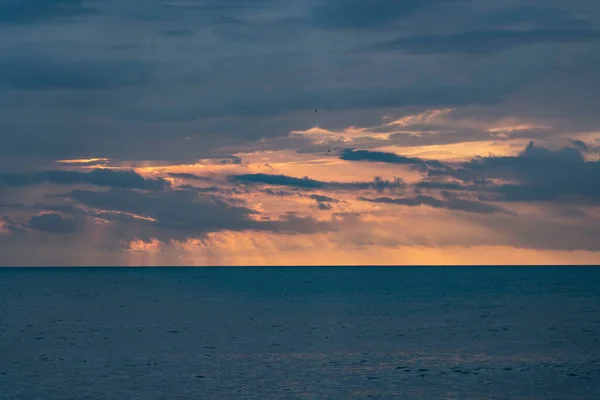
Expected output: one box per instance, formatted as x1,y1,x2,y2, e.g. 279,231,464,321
1,267,599,399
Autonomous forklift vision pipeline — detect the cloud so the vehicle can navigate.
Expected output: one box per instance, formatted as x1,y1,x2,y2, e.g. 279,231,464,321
229,173,404,192
482,6,594,30
367,30,600,55
309,193,339,211
568,139,599,155
65,187,332,241
0,0,597,166
262,188,296,197
359,194,509,214
311,0,455,29
569,139,589,152
309,194,338,203
26,213,81,234
318,202,332,210
1,0,600,265
340,148,444,168
231,173,325,189
167,172,213,181
0,169,171,190
160,29,195,37
220,155,243,165
0,0,101,24
162,0,274,11
0,58,157,91
426,141,600,203
180,185,245,196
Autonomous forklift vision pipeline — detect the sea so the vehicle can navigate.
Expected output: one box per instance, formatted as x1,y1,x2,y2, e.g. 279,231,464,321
1,267,599,399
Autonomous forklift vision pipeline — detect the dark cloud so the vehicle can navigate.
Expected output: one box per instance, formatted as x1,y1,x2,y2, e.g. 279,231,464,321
567,139,599,155
0,0,597,166
0,0,101,24
426,141,600,203
0,169,170,190
231,174,325,189
359,194,509,214
0,0,599,264
2,216,26,233
482,6,593,30
160,29,195,37
167,172,213,181
340,148,444,168
66,187,332,241
367,29,600,55
309,194,338,203
162,0,275,12
230,174,404,192
220,155,243,165
568,139,589,152
310,193,338,211
415,181,467,191
0,58,157,91
26,213,81,234
311,0,455,29
177,185,242,196
317,202,332,210
262,188,296,197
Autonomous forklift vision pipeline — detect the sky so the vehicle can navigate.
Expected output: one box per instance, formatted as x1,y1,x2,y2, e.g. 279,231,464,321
0,0,599,265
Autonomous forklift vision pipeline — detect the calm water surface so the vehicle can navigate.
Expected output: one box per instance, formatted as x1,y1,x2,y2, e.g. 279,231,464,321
1,267,599,399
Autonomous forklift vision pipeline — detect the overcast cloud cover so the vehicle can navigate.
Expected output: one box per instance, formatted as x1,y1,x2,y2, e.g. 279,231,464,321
0,0,599,265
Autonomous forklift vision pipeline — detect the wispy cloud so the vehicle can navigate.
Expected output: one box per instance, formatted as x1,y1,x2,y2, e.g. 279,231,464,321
366,30,600,55
0,169,170,190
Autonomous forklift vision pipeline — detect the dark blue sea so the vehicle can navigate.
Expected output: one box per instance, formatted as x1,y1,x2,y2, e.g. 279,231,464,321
1,267,599,399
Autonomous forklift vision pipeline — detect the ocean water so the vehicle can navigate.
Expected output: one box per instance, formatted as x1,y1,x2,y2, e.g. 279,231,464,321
1,267,599,399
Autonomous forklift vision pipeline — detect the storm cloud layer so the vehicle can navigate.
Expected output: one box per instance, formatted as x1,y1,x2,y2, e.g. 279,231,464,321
0,0,599,264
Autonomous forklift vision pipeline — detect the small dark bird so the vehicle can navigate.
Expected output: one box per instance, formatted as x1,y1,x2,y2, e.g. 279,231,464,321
315,109,317,112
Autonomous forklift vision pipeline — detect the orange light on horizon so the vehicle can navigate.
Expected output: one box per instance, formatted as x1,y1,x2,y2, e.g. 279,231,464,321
55,158,110,164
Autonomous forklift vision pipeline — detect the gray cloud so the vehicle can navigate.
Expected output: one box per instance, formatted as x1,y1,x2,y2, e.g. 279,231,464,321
0,58,157,91
162,0,275,12
569,139,589,152
231,174,325,189
309,193,339,211
66,187,332,241
0,169,171,190
160,29,195,37
167,172,213,181
0,0,101,25
359,194,509,215
1,1,597,163
262,188,296,197
309,194,338,203
317,202,332,210
311,0,457,29
426,141,600,204
482,6,594,30
26,213,81,234
230,174,404,192
0,0,599,263
340,148,444,168
367,29,600,55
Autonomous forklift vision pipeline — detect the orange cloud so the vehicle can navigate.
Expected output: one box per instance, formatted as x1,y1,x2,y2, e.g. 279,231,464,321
55,158,110,164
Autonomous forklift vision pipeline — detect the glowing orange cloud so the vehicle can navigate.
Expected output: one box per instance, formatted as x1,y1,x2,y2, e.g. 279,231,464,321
55,158,110,164
128,239,161,252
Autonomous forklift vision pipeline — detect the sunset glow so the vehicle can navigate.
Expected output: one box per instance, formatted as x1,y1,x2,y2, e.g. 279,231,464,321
0,0,599,266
